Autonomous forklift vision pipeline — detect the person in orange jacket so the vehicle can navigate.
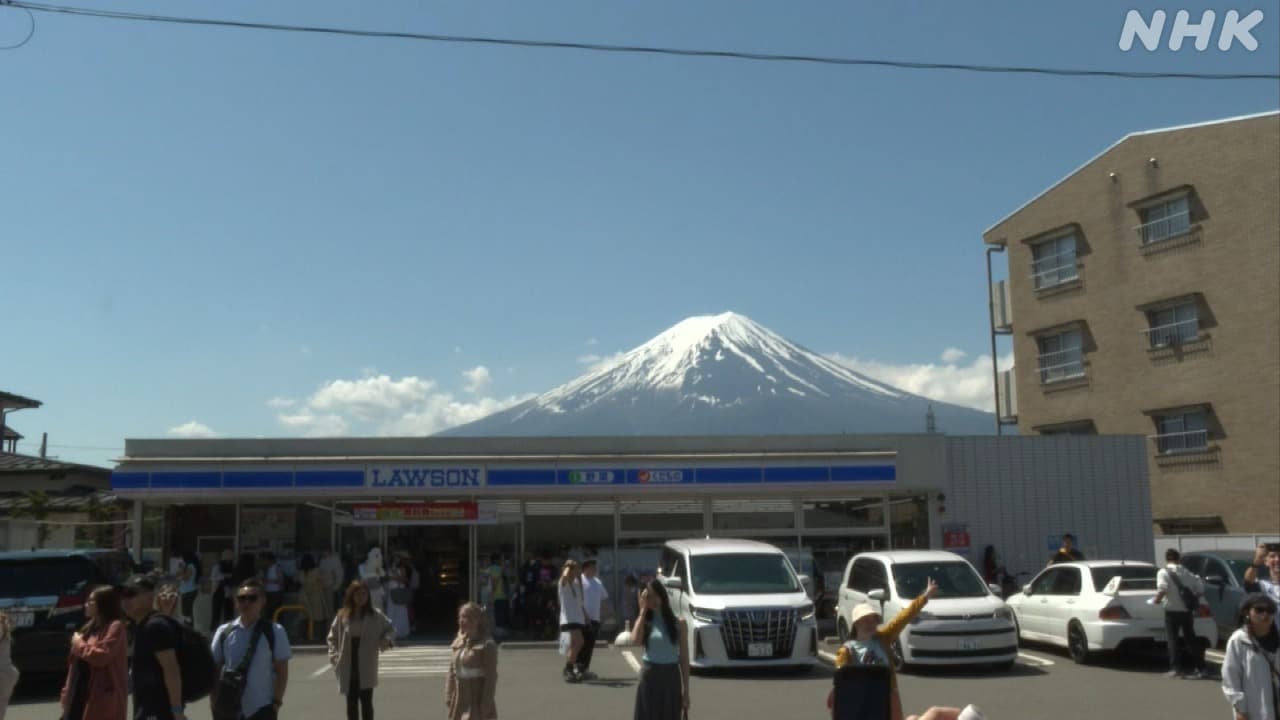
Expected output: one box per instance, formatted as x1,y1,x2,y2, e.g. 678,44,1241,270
828,577,939,720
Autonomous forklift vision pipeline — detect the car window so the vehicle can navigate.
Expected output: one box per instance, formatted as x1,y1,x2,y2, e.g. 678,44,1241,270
1051,567,1082,595
673,556,689,581
868,562,889,593
1182,556,1205,575
0,558,94,597
893,561,987,599
661,548,679,576
1089,565,1156,591
1030,568,1059,595
1222,558,1251,586
848,558,872,592
1204,558,1230,582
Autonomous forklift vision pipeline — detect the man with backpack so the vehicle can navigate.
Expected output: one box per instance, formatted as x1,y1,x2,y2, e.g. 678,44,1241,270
1154,548,1210,679
122,575,188,720
211,579,292,720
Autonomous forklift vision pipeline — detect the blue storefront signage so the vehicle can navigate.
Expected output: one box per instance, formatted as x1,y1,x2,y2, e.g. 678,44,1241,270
113,461,894,492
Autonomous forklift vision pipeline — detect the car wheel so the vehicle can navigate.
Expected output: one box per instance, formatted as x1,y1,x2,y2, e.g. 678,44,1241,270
837,617,849,643
1067,622,1091,665
890,639,908,673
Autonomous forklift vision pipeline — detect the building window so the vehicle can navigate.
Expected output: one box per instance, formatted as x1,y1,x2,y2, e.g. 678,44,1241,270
1144,301,1199,348
1037,329,1084,384
1030,233,1078,290
1037,420,1097,436
1152,410,1209,454
1137,196,1191,246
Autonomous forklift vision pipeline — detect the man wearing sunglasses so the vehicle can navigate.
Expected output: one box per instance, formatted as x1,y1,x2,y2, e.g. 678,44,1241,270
122,575,186,720
211,580,292,720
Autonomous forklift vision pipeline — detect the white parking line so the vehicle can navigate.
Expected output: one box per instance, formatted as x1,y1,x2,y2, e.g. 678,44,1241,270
622,650,642,673
1205,650,1225,664
311,646,454,679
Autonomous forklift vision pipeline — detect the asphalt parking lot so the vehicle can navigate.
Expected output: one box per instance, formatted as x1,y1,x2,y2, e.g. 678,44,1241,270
5,641,1230,720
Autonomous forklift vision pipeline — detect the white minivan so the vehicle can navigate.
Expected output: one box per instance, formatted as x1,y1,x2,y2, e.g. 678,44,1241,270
657,539,819,669
836,550,1018,670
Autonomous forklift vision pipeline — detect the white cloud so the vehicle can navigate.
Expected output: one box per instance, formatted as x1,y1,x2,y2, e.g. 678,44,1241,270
463,366,492,394
577,351,626,373
167,421,217,438
273,371,532,437
266,397,296,409
827,351,1014,412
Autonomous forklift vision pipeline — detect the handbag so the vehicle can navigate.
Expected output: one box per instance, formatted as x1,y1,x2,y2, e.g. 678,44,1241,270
211,622,268,720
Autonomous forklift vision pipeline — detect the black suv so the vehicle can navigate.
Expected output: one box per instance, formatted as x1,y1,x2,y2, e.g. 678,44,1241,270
0,549,136,675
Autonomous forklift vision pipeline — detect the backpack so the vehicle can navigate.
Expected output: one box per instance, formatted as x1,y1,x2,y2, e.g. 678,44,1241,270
1166,568,1199,612
157,615,218,703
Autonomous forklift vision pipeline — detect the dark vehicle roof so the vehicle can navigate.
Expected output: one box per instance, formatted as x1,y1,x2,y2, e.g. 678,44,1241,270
0,549,129,561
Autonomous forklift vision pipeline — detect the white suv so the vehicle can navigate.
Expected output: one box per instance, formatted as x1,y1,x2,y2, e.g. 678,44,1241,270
836,550,1017,670
658,539,819,669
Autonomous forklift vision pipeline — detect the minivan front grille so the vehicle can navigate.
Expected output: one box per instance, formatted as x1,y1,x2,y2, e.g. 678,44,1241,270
720,608,797,660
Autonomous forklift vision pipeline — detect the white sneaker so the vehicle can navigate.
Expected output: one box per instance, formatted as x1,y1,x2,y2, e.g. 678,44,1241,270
958,706,986,720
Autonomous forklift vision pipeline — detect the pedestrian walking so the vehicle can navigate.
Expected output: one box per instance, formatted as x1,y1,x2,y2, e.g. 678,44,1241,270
299,554,333,637
446,602,498,720
211,579,292,720
327,580,395,720
261,553,286,623
179,552,201,625
385,557,412,640
622,575,639,629
830,577,939,720
578,559,608,680
1221,593,1280,720
1154,548,1210,679
630,579,689,720
0,611,19,720
60,585,129,720
320,549,346,622
210,552,236,635
121,575,187,720
557,559,587,683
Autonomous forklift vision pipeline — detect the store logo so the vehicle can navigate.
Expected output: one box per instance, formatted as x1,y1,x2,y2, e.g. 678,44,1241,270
637,470,685,484
1119,9,1265,52
367,468,481,488
568,470,616,485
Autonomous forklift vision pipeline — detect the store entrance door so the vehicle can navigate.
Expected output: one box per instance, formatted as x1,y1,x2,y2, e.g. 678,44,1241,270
388,525,469,636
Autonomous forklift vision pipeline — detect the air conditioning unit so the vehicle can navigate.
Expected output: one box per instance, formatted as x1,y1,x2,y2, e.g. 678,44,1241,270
991,280,1013,332
997,369,1017,421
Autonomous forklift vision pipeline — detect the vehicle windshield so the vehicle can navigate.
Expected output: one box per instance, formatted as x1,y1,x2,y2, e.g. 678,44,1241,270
1090,566,1156,591
689,553,800,595
0,559,92,598
893,561,989,599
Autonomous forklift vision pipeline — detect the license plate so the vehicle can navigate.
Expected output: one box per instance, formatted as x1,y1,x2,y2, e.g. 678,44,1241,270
748,642,773,657
957,639,979,651
9,611,34,628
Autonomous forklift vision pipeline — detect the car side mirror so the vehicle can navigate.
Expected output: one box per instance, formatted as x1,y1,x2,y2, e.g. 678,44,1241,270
798,574,814,598
1023,584,1033,597
868,589,887,602
663,577,684,592
988,583,1002,596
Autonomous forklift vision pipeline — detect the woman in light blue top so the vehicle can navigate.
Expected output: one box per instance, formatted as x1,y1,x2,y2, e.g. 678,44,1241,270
629,579,688,720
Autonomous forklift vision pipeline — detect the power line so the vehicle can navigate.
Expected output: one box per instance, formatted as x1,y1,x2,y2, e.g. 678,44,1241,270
0,4,34,49
6,1,1278,81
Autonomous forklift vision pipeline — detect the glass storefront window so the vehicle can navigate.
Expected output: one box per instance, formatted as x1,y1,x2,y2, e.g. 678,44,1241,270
890,494,930,550
619,500,704,533
803,497,885,529
711,498,795,531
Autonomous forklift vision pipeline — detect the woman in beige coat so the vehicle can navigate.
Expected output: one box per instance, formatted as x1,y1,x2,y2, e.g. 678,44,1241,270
447,602,498,720
328,580,395,720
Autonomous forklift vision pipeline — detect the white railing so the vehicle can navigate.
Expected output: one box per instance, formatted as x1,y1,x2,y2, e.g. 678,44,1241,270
1141,318,1199,348
1037,349,1084,383
1134,210,1191,245
1149,429,1209,454
1029,249,1078,289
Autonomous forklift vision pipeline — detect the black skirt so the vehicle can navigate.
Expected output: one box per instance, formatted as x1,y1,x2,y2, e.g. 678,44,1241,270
633,661,682,720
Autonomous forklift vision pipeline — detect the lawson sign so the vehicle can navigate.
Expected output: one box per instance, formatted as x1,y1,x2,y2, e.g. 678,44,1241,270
366,467,485,489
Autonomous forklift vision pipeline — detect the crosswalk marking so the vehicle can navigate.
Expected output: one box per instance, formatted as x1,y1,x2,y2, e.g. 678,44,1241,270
310,645,455,680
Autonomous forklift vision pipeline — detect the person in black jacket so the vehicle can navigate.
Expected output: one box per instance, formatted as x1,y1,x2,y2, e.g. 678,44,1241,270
1048,534,1085,565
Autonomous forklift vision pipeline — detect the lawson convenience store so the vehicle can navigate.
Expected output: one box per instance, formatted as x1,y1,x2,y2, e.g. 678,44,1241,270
111,433,1155,623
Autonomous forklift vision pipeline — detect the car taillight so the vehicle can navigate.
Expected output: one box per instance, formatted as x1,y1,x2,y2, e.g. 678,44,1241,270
1099,606,1130,620
49,593,86,618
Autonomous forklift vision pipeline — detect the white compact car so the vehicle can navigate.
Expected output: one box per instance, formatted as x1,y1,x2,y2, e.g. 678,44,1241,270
658,539,819,669
836,550,1018,670
1006,560,1219,664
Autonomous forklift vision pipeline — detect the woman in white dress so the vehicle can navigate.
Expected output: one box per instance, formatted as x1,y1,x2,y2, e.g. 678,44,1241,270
386,557,412,640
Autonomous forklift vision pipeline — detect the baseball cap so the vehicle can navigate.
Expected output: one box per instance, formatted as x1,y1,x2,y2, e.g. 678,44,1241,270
122,575,157,594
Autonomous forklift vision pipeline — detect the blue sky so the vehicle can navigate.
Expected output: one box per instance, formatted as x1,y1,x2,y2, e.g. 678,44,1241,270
1,1,1276,466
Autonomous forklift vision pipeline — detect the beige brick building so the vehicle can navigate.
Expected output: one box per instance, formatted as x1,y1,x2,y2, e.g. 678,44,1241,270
983,111,1280,535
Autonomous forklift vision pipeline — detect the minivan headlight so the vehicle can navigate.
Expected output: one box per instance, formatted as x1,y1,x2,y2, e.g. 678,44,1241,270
799,603,816,621
994,607,1014,621
691,606,722,623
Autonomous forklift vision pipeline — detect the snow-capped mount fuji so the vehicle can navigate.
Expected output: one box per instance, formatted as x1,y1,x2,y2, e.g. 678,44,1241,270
441,312,995,437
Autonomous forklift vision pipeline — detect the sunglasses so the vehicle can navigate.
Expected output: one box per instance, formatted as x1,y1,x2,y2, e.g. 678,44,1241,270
235,594,261,604
1250,607,1276,616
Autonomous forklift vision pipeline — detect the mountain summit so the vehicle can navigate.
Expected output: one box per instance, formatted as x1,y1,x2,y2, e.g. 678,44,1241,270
442,312,994,436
